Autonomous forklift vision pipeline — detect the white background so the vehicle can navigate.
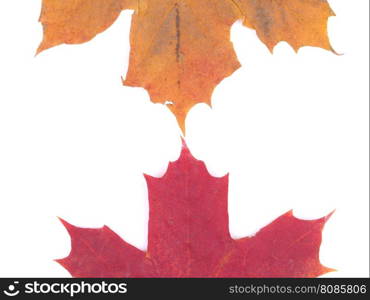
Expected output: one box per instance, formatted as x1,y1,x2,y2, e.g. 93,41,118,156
0,0,368,277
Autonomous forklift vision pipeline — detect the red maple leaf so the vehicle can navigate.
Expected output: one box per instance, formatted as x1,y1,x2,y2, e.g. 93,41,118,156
57,142,333,277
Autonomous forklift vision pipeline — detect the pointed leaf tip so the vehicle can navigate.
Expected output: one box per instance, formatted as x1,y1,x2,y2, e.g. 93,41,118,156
57,216,75,233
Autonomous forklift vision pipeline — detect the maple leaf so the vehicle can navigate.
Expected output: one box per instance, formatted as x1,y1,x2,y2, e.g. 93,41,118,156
57,142,333,277
37,0,336,133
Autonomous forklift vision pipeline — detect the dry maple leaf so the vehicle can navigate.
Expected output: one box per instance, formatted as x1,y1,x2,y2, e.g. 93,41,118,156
57,142,333,277
37,0,336,133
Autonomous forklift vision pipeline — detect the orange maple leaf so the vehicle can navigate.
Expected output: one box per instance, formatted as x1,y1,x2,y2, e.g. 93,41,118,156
37,0,335,133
